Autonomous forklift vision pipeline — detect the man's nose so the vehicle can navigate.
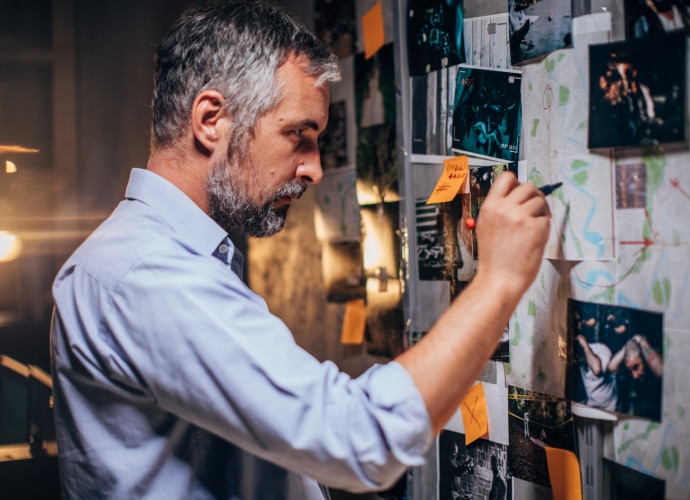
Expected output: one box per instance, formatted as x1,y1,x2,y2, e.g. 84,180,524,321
297,146,323,185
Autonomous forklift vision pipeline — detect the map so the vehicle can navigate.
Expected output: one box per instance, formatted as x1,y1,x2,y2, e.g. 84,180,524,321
521,45,614,260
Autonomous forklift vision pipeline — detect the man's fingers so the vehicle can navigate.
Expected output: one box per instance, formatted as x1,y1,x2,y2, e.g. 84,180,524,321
485,171,519,199
522,193,552,218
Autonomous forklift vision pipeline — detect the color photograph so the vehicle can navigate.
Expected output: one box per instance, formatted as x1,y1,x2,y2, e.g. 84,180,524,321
566,299,664,421
588,30,686,149
625,0,690,39
508,386,576,489
452,66,522,162
407,0,466,76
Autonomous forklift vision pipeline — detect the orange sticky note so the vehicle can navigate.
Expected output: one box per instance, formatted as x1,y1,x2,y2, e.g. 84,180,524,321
362,2,385,59
340,299,366,344
426,156,469,204
460,382,488,445
544,446,583,500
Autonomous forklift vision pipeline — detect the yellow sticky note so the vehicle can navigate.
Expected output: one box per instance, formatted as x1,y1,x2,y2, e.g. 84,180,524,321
340,299,366,344
426,156,469,204
544,446,583,500
460,382,488,445
362,2,385,59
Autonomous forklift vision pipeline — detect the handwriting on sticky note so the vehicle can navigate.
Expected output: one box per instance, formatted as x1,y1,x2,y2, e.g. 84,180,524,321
461,382,488,445
544,446,582,500
341,299,366,345
362,2,385,59
426,156,469,204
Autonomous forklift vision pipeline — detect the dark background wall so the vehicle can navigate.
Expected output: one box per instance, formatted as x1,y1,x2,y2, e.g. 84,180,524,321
0,0,384,497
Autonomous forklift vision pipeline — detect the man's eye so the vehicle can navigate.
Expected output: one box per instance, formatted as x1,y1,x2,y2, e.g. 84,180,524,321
294,129,304,137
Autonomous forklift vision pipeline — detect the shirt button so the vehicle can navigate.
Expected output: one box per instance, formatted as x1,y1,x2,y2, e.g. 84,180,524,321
219,244,229,253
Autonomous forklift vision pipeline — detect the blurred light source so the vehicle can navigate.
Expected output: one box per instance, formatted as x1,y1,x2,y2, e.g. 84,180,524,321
6,160,17,173
0,231,22,262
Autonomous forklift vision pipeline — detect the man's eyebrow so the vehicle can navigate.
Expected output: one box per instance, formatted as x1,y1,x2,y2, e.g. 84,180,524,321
295,119,320,131
281,118,320,131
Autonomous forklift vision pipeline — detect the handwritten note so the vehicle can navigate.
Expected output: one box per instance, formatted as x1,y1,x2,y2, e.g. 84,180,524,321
461,382,488,445
362,2,385,59
340,299,366,344
544,446,582,500
426,156,469,204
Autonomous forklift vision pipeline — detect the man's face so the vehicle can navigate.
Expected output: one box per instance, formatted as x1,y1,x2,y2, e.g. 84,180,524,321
207,55,330,238
625,354,646,380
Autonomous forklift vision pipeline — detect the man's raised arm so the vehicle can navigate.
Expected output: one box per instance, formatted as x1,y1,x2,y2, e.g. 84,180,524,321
395,172,551,434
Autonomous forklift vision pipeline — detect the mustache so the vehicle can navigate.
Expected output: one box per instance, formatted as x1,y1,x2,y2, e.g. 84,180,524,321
274,181,307,201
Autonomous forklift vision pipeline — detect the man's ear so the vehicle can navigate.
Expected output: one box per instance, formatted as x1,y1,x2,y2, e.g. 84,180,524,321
191,90,229,155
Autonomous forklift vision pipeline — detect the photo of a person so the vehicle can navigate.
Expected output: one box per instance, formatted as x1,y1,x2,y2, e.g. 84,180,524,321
439,431,475,499
588,31,686,149
626,0,690,38
567,300,664,421
569,301,618,411
452,66,522,162
608,334,664,420
488,454,507,500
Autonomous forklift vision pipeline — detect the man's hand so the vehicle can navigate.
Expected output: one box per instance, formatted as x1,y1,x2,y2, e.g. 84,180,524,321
474,171,551,298
396,171,552,433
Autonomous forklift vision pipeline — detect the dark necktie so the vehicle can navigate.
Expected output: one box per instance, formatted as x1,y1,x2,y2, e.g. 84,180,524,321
212,236,244,280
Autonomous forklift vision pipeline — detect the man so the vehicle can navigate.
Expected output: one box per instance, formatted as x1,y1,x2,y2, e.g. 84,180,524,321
50,1,551,498
608,334,663,420
488,454,507,500
573,305,617,411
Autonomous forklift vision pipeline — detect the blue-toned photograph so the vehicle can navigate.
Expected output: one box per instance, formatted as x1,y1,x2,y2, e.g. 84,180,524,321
407,0,466,76
451,66,522,162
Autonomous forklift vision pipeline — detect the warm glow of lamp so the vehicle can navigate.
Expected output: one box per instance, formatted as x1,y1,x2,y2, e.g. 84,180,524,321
0,231,22,262
5,160,17,173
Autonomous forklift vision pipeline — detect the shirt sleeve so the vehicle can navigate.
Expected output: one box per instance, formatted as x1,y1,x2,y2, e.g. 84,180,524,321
79,250,433,491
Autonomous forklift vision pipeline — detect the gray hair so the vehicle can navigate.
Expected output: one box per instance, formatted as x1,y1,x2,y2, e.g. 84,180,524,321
150,0,341,151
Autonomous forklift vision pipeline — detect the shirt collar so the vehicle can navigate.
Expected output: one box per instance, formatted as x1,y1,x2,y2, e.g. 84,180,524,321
124,168,233,258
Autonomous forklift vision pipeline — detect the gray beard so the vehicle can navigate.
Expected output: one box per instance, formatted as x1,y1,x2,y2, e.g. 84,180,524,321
206,158,306,238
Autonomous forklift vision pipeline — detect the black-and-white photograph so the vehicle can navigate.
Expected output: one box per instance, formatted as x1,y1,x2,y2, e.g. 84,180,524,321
508,0,572,66
439,430,510,500
411,67,456,156
407,0,465,76
566,299,664,421
589,30,687,149
416,197,446,281
452,66,522,162
415,194,474,289
508,386,576,489
625,0,690,39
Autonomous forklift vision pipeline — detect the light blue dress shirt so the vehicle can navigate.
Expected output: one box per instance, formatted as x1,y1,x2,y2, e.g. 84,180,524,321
51,168,432,499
